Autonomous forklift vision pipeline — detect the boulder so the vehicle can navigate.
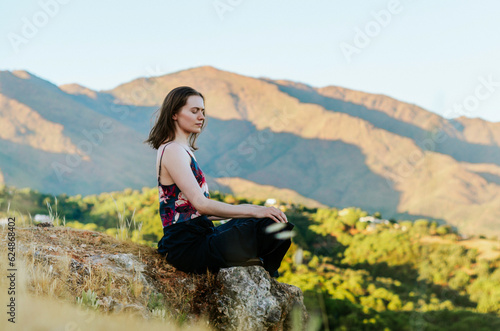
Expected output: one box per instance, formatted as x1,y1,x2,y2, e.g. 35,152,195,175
215,265,308,330
13,226,308,330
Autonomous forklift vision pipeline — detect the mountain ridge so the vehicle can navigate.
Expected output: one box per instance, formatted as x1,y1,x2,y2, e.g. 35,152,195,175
1,65,499,237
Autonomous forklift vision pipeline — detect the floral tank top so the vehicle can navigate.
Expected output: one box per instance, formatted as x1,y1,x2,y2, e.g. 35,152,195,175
158,142,210,228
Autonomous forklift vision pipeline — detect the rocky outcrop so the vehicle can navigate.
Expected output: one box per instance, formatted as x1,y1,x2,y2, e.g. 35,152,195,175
215,266,308,330
13,226,308,330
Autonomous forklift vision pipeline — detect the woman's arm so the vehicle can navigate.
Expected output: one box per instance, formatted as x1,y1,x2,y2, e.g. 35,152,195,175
198,194,288,223
195,195,289,223
163,144,288,223
196,200,269,219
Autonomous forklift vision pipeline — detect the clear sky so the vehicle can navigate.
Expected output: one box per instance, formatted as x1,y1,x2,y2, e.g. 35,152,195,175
1,0,500,122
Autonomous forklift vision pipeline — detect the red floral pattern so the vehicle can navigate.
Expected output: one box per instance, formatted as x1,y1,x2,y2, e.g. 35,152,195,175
158,148,210,228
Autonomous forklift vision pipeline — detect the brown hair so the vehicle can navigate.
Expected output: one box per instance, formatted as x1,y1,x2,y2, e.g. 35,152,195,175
144,86,205,150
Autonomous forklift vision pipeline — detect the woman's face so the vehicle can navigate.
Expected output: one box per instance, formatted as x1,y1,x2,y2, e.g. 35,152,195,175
173,95,205,134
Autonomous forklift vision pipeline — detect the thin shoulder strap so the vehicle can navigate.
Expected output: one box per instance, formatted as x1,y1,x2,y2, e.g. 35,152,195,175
158,142,174,179
157,142,193,180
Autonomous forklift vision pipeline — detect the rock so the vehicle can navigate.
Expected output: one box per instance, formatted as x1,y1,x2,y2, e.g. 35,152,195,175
215,266,308,331
12,227,308,330
88,253,155,295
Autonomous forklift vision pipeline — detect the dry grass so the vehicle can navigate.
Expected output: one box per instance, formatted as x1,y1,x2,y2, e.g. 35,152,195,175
459,238,500,260
419,235,500,260
0,224,216,330
0,291,209,331
0,198,310,330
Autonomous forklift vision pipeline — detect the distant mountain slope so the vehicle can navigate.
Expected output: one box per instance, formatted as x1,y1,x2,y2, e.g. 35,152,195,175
271,79,500,165
1,66,499,237
104,66,500,235
0,70,152,195
0,94,79,154
452,116,500,146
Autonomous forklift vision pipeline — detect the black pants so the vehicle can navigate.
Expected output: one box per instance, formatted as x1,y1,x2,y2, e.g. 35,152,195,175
157,215,294,275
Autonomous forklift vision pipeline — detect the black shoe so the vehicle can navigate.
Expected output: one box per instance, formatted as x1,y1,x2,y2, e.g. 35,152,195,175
270,270,280,278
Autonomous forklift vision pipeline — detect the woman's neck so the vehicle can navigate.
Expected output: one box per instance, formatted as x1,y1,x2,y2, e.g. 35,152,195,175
163,138,190,150
172,130,190,149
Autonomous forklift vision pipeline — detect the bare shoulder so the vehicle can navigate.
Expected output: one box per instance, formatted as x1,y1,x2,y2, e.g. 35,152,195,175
160,142,190,164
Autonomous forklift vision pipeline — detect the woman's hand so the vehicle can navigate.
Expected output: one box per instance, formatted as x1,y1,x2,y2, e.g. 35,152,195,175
253,205,288,223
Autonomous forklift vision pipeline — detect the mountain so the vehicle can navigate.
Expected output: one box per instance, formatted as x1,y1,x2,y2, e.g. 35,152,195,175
1,66,500,237
0,70,152,195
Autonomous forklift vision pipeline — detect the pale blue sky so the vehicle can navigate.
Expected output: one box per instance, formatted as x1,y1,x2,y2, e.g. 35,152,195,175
1,0,500,122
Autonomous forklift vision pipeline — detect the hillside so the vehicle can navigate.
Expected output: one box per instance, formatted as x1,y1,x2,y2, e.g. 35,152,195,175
0,70,156,195
0,66,500,236
1,190,499,330
0,224,306,330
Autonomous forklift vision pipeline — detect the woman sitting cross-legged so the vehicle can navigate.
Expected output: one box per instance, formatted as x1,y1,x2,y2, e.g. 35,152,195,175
144,86,295,278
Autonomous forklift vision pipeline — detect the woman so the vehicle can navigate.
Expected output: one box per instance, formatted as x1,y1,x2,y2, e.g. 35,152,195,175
144,86,294,278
